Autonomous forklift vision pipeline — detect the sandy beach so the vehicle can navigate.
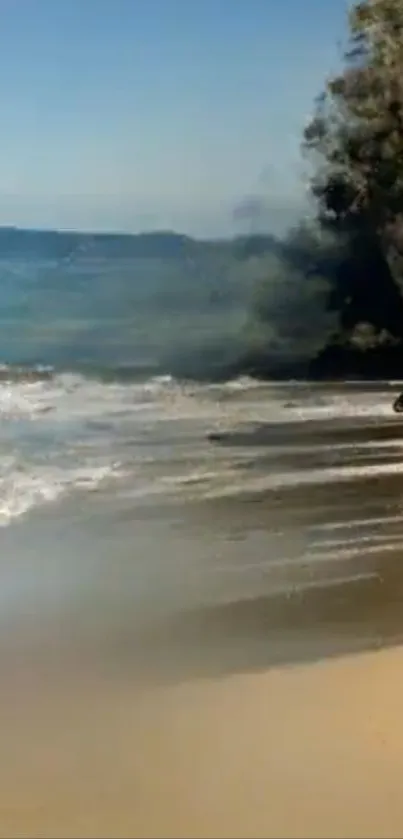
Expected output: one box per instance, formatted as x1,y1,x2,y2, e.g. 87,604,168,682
1,644,403,838
2,381,403,837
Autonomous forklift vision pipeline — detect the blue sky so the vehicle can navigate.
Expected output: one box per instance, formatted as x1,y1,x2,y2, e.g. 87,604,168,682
0,0,348,236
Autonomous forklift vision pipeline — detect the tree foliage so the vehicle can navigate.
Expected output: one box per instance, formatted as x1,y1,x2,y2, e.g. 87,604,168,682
302,0,403,355
304,0,403,257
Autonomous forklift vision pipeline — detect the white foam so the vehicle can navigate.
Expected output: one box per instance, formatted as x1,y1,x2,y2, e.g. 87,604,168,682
0,371,400,523
207,571,379,606
274,394,394,423
0,371,397,428
0,460,123,526
313,514,403,533
201,459,403,500
209,541,403,580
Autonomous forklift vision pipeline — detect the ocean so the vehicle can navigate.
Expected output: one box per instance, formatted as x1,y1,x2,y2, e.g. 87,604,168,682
2,254,403,686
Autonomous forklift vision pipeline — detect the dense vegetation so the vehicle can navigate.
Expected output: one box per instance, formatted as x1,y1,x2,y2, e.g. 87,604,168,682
300,0,403,377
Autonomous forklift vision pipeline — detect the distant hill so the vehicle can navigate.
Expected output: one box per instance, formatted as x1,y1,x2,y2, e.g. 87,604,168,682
0,227,282,261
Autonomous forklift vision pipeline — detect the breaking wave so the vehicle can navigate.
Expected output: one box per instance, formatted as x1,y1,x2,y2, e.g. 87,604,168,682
0,364,401,525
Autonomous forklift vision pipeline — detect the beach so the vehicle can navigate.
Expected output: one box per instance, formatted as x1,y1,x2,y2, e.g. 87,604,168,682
3,645,403,838
3,0,403,831
2,377,403,836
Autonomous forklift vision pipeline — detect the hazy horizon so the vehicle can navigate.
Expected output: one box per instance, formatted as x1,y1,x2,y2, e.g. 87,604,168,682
0,223,288,240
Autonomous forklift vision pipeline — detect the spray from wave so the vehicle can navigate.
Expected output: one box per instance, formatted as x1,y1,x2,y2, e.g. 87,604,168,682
0,230,339,383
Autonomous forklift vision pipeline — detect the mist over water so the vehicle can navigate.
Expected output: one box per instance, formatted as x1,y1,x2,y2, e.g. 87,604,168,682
0,239,334,380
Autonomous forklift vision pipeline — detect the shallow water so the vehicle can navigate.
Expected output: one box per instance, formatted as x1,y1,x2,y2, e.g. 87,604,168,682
2,375,403,685
1,372,401,521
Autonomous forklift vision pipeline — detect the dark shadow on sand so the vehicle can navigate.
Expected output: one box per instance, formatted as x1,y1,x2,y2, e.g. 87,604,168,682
107,545,403,686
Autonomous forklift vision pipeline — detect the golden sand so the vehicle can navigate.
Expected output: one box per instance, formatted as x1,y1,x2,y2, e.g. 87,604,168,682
2,646,403,838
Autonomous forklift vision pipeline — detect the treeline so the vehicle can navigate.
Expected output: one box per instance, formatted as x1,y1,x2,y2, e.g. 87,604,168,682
0,227,280,262
243,0,403,380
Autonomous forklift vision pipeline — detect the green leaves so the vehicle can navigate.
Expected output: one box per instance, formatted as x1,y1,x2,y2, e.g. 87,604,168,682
304,0,403,251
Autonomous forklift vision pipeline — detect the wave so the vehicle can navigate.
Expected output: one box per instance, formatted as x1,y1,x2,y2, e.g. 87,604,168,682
0,364,401,525
0,365,397,423
0,460,123,527
0,363,55,383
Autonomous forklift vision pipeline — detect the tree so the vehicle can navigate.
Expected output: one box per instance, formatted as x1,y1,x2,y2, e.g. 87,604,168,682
303,0,403,336
305,0,403,236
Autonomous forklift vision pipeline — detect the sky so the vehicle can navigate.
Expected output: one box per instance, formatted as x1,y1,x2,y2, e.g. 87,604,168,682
0,0,348,236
